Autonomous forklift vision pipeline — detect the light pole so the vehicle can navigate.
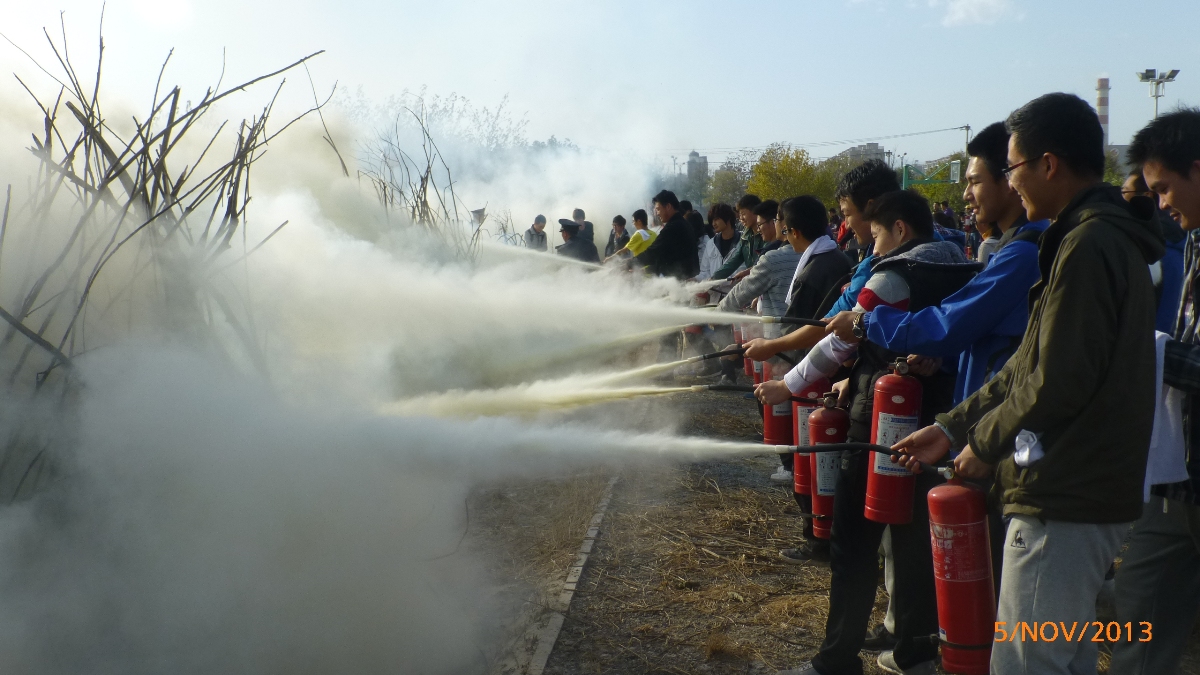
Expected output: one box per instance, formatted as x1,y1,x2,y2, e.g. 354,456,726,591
1138,68,1180,118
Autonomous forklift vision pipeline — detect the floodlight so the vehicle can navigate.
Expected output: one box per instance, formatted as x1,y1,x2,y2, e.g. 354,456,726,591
1166,69,1180,81
1140,69,1157,81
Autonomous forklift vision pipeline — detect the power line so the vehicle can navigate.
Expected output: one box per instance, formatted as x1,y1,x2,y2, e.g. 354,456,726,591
656,124,970,157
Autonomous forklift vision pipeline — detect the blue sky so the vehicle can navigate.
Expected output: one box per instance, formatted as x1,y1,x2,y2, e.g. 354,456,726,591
5,0,1199,165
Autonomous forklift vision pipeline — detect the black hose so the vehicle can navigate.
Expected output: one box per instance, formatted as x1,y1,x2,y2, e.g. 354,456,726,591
696,347,745,361
791,442,942,475
700,384,823,405
762,316,826,327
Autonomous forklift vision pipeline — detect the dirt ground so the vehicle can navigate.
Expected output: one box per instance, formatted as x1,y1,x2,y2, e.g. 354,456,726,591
474,386,1200,675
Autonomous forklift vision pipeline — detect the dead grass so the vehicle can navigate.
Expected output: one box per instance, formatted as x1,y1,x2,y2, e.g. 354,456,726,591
470,470,611,601
541,452,887,674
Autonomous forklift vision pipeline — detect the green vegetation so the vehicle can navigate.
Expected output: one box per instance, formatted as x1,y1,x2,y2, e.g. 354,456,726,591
745,145,855,207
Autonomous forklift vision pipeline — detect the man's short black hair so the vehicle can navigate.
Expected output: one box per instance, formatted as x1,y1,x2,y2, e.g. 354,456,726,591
779,196,829,242
1126,169,1150,194
652,190,680,208
835,159,901,211
1005,93,1105,179
736,194,762,211
679,200,693,213
534,214,546,225
707,203,736,227
753,199,779,220
863,190,934,239
1128,107,1200,177
613,215,627,227
572,208,586,219
632,208,648,225
967,122,1011,181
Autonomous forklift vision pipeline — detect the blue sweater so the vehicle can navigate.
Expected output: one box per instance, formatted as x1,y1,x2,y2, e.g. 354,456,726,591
824,250,875,318
864,219,1049,404
1157,219,1186,333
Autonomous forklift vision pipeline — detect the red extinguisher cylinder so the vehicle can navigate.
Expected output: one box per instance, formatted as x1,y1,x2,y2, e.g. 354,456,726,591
864,365,922,524
761,361,792,446
807,399,847,540
928,478,995,675
792,378,832,496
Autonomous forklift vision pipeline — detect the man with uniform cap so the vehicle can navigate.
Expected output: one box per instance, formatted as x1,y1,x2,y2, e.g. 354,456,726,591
556,218,600,263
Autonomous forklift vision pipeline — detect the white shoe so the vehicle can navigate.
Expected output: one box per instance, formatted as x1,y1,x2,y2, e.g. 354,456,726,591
770,467,794,483
877,651,936,675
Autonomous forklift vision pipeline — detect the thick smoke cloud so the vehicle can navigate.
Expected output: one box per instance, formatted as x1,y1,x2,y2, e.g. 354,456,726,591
0,71,730,673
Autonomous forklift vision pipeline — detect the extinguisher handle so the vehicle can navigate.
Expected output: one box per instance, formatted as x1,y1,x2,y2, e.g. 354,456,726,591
864,444,942,476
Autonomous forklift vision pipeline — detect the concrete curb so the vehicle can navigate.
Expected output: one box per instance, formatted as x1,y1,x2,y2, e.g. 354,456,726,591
524,474,620,675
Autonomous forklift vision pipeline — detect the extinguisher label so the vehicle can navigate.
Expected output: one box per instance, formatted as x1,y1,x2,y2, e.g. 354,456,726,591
873,413,920,476
772,402,791,416
815,451,839,496
931,519,991,582
753,361,763,375
796,414,811,446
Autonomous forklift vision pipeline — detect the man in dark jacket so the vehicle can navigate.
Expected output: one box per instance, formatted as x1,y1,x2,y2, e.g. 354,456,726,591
773,195,852,565
555,219,600,263
571,208,595,246
895,93,1165,675
638,190,699,279
1109,107,1200,675
604,215,631,259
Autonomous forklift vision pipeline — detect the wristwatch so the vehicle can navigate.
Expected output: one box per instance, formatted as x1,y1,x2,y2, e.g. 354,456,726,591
851,311,867,340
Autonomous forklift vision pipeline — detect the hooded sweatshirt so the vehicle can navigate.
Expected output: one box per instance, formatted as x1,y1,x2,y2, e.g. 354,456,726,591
938,184,1165,524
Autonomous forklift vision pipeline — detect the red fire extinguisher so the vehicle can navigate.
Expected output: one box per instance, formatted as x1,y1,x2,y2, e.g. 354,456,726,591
761,361,793,445
792,378,832,497
807,395,847,540
929,476,995,675
864,359,922,524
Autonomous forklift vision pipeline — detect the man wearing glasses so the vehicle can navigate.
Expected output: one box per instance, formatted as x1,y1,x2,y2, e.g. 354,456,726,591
894,93,1165,675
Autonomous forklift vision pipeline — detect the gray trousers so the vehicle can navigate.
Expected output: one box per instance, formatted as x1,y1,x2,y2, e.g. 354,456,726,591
1110,496,1200,675
991,515,1128,675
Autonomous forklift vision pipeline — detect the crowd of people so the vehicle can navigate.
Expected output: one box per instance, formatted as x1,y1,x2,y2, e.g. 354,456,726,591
524,92,1200,675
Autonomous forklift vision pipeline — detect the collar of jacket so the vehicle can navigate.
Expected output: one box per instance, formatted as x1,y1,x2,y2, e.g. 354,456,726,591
996,214,1030,245
1041,183,1166,278
762,239,784,253
872,237,975,270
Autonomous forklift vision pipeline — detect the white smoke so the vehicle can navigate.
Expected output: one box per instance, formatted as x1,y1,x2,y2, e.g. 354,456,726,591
0,55,742,674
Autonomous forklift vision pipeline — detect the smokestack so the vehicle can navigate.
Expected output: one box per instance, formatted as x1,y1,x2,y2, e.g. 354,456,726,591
1096,77,1110,150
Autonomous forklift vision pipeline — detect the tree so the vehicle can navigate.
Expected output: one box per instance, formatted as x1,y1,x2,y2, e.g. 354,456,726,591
747,145,854,207
1103,148,1126,187
709,161,749,206
908,151,969,215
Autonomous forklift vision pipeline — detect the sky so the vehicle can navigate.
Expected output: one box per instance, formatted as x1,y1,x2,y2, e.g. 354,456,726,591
4,0,1200,166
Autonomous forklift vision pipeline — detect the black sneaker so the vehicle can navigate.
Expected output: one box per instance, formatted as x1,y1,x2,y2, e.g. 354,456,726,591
779,540,830,564
862,623,897,653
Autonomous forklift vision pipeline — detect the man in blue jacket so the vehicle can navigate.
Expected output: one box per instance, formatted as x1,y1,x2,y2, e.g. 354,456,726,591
821,122,1046,662
827,122,1048,405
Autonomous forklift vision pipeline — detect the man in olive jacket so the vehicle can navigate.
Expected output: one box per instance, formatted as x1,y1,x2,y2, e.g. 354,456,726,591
894,93,1164,675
